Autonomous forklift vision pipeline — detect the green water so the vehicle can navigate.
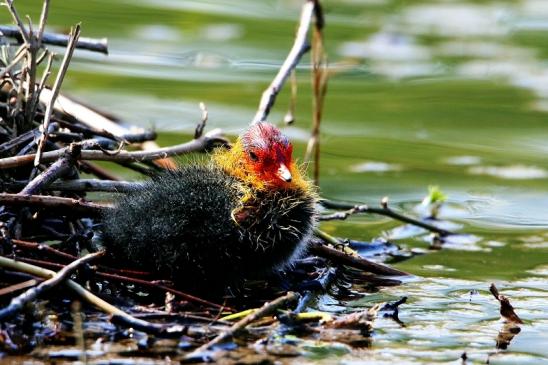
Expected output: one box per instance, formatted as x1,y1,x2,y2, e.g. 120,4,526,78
3,0,548,363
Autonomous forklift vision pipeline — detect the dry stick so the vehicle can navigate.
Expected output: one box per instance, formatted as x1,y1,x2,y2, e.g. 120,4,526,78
311,231,409,276
4,0,30,45
0,193,109,216
0,128,227,169
34,24,80,167
305,14,328,185
320,198,453,236
0,251,104,320
188,291,299,356
18,143,80,195
0,25,108,54
0,255,182,334
251,0,321,124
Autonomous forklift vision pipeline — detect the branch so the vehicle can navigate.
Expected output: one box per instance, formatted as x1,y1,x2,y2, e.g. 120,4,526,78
0,251,104,320
0,25,108,54
310,233,409,276
251,0,322,123
0,129,227,169
320,198,453,236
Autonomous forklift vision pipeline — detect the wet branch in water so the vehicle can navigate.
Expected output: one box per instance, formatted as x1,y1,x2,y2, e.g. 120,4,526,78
320,198,453,236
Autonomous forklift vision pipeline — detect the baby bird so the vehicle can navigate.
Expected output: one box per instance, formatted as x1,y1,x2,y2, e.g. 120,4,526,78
100,122,316,291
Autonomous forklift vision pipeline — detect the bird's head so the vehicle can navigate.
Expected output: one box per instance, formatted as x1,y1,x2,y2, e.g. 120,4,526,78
241,122,294,188
214,122,309,191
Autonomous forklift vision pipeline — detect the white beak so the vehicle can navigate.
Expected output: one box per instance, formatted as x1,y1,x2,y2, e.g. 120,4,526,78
277,163,292,182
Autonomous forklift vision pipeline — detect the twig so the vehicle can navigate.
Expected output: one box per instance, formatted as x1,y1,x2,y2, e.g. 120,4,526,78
0,129,228,169
305,9,328,185
0,251,104,320
310,234,409,276
34,24,80,166
0,25,108,54
251,0,321,123
188,291,299,356
320,198,453,236
0,193,110,216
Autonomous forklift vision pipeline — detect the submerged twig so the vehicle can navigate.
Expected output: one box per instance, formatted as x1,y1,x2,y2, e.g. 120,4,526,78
320,198,453,236
0,251,104,320
310,233,408,276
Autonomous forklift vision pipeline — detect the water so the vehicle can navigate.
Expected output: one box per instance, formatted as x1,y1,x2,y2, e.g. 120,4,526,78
2,0,548,363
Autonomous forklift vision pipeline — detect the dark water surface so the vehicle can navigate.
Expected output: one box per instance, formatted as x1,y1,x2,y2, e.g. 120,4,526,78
3,0,548,363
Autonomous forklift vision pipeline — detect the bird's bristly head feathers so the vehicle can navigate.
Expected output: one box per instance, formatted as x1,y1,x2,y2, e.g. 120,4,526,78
213,122,310,191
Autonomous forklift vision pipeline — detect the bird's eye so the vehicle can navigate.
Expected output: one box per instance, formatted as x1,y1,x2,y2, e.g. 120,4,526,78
248,151,259,161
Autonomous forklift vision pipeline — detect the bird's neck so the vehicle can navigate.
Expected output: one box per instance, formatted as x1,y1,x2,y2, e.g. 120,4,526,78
212,140,311,193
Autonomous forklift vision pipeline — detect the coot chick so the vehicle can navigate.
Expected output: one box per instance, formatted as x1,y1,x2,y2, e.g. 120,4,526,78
100,122,316,292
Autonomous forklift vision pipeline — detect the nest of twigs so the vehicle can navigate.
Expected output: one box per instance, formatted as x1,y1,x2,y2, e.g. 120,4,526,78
0,0,456,361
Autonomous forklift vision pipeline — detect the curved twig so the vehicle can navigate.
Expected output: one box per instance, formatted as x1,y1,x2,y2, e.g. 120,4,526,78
251,0,323,124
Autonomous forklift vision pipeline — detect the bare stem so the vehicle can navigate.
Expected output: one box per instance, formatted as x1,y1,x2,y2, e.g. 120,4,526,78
311,232,409,276
252,0,322,124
